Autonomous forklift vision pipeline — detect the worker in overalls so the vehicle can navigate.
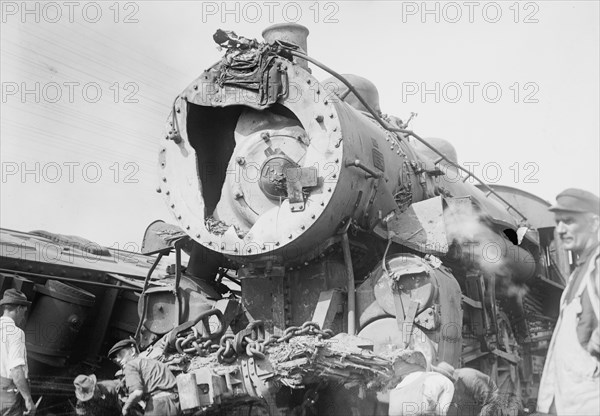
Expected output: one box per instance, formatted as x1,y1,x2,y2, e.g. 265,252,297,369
537,188,600,415
108,339,181,416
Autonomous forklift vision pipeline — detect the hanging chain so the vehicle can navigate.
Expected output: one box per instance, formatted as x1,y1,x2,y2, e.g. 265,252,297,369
213,320,334,363
278,321,334,343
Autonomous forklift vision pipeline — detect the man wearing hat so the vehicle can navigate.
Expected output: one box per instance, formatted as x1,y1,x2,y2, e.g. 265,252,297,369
108,339,180,416
537,188,600,415
73,374,121,416
387,350,455,416
430,366,524,416
0,289,36,416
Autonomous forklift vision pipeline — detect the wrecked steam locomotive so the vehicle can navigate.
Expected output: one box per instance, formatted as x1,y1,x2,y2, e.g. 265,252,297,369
149,23,570,413
0,23,572,415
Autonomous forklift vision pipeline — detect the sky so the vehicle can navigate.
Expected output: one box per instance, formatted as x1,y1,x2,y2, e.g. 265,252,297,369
1,0,599,249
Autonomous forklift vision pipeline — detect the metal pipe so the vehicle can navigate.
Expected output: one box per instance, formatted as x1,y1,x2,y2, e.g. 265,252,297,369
262,23,309,70
285,48,528,222
341,232,356,335
0,268,141,291
174,246,182,327
175,247,182,290
345,159,383,179
134,251,165,340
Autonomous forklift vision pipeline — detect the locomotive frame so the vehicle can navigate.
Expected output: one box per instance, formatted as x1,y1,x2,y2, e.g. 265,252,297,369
0,23,577,416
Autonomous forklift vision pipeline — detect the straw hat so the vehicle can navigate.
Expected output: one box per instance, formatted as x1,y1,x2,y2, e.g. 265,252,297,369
73,374,97,402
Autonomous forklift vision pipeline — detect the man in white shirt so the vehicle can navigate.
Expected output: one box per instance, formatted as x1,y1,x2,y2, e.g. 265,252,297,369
388,351,455,416
0,289,36,416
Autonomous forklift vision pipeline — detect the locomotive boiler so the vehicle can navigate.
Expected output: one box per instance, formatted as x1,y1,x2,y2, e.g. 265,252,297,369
153,23,570,413
0,23,571,416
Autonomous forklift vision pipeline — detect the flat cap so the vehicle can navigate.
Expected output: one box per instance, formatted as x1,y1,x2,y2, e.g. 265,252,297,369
549,188,600,214
0,289,31,307
108,338,137,358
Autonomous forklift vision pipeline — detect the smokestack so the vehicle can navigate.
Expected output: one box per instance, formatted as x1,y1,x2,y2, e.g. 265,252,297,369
262,23,309,70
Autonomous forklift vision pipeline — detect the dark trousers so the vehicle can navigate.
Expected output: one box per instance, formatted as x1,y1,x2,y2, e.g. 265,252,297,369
0,377,24,416
144,392,180,416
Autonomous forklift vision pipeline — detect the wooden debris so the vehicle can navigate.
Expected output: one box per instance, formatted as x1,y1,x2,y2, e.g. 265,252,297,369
180,334,426,393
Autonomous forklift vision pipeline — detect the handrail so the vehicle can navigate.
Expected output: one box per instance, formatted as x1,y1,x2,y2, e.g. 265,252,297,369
283,48,528,224
134,250,167,341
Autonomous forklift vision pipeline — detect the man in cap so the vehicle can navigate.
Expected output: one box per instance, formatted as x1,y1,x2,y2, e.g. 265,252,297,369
108,339,180,416
73,374,121,416
537,188,600,415
0,289,36,416
432,362,524,416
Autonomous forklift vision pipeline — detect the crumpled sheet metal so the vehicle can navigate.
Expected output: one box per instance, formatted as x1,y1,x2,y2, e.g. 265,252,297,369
183,32,287,109
182,334,426,393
